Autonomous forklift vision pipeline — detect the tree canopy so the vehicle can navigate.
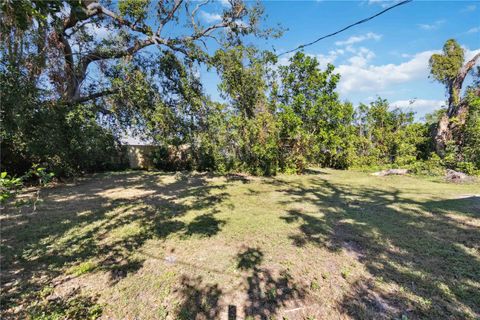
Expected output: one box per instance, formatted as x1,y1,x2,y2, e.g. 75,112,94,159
0,3,479,177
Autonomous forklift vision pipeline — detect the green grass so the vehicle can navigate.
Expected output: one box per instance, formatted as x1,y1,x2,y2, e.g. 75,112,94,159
1,169,479,319
66,261,97,276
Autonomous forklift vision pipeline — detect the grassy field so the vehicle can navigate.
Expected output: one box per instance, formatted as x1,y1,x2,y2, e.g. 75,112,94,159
1,169,479,319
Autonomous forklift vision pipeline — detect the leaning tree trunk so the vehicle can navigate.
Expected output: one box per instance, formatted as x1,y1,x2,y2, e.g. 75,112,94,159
434,53,480,156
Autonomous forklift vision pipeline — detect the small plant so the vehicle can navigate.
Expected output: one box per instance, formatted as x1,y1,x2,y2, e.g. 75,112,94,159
1,165,55,206
310,280,321,291
0,172,23,204
28,294,102,320
157,306,169,320
340,267,351,280
27,164,55,186
456,161,478,175
267,287,277,301
67,261,97,276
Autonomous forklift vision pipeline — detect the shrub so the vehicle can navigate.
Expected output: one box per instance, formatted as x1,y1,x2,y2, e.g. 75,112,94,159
455,162,478,175
151,145,192,171
408,153,445,176
0,172,23,204
0,165,55,205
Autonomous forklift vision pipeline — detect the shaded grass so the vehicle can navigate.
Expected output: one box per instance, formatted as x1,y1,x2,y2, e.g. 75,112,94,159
1,169,479,319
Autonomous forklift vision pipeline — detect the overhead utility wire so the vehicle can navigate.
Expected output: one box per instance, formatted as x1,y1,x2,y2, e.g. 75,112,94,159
277,0,413,57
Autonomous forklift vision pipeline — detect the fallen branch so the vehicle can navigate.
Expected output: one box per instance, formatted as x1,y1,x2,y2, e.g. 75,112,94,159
371,169,409,176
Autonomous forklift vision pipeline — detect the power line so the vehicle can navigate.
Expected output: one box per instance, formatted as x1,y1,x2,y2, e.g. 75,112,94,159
277,0,413,57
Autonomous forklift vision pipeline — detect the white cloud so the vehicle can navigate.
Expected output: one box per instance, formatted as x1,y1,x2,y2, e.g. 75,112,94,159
417,20,445,31
219,0,230,7
367,0,403,8
391,99,446,117
336,50,439,95
335,32,382,46
335,47,480,96
391,99,445,111
461,4,476,12
313,49,346,68
276,48,346,70
87,24,111,39
69,24,112,54
200,11,222,23
278,45,480,101
347,47,375,67
467,27,480,34
465,48,480,61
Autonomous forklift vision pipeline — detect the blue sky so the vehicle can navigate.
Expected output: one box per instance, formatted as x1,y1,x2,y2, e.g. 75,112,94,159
198,0,480,119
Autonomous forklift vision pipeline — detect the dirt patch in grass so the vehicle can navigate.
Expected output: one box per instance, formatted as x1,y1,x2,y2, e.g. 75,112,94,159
1,170,479,319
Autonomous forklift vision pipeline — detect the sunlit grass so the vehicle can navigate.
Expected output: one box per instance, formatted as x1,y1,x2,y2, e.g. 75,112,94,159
1,169,479,319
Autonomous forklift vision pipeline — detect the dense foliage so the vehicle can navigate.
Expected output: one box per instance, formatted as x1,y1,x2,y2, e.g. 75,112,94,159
0,0,273,176
455,90,480,173
352,98,429,169
0,64,126,176
0,2,478,178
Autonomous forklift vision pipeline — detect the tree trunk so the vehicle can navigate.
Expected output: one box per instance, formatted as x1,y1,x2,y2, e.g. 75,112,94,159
434,53,480,156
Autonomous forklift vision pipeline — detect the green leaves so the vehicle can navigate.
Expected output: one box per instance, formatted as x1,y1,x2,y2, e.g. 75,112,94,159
352,98,427,169
429,39,464,86
0,164,56,205
0,172,23,204
118,0,150,23
276,52,353,169
462,91,480,170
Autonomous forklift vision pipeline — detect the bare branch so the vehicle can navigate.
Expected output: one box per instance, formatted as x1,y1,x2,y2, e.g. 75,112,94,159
185,22,229,41
65,20,94,38
189,0,211,32
85,2,150,34
63,4,100,32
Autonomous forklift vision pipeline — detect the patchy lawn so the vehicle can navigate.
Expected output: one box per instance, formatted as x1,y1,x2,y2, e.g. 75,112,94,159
1,169,479,319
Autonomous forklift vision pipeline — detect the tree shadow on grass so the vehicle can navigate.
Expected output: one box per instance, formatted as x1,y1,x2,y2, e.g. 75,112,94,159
0,171,231,319
244,268,305,320
278,177,480,319
26,287,102,320
302,168,329,175
172,247,306,320
184,212,226,238
237,247,264,271
176,275,223,320
237,247,305,320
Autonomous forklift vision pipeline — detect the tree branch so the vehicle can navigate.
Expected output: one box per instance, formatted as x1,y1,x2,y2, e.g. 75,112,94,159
72,88,117,104
454,52,480,91
62,0,240,103
157,0,184,36
447,52,480,116
86,2,151,34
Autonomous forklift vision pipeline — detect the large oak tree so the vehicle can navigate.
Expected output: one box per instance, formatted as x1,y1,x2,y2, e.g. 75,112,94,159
1,0,271,105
